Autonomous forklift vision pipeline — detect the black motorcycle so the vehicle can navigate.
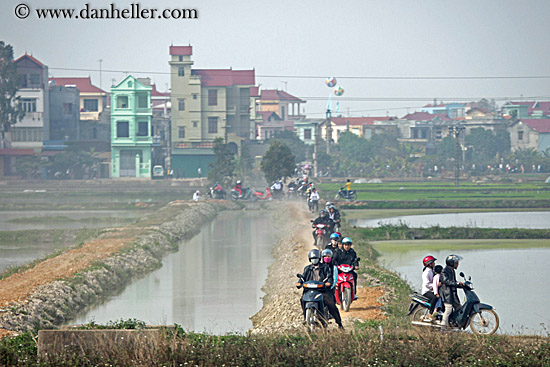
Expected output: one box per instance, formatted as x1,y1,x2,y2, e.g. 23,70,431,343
335,187,357,201
230,187,252,201
207,187,226,199
408,272,499,335
296,274,330,333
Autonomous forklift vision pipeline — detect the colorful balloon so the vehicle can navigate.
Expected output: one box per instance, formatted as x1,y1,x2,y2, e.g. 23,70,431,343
326,77,337,88
334,87,344,96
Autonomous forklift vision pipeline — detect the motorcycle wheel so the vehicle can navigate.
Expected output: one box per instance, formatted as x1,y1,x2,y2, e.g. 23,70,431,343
334,193,340,200
305,308,315,333
342,288,351,312
350,192,358,201
410,306,430,322
470,309,499,335
315,236,324,249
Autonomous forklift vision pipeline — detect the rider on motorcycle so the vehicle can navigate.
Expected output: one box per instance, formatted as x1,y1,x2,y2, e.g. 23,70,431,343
440,254,465,329
421,255,438,321
333,237,359,299
325,232,341,255
234,180,243,197
312,209,334,244
327,205,341,231
296,249,344,330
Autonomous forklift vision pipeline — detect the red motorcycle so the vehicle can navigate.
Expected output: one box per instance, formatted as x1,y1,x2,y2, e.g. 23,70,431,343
252,187,272,201
334,264,356,312
313,223,329,249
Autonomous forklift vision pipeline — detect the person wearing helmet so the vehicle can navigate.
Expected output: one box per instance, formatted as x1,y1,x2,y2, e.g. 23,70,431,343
440,254,465,330
311,209,334,245
296,249,344,329
327,205,341,232
333,237,359,299
325,201,334,210
325,232,341,255
421,255,437,320
234,180,243,197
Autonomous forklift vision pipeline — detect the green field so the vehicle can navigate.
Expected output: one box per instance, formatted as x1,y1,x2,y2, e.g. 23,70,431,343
371,238,550,252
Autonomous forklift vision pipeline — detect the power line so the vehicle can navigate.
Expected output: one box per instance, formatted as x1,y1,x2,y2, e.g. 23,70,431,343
48,66,550,80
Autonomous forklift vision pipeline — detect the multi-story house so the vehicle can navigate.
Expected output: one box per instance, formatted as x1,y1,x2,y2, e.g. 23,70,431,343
12,53,49,151
508,118,550,153
502,101,550,119
169,45,256,178
48,84,79,143
257,89,306,121
110,75,153,178
323,117,397,143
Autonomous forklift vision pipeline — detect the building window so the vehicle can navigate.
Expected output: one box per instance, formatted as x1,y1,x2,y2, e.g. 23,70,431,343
365,129,372,140
178,126,186,138
116,121,129,138
208,117,218,133
281,106,286,119
208,89,217,106
137,94,148,108
84,99,98,112
63,103,72,114
179,56,183,62
137,121,148,136
117,96,129,109
178,99,185,111
178,67,185,77
193,94,198,100
128,81,133,88
304,129,312,140
30,73,40,85
21,98,37,113
193,121,198,128
518,131,524,141
375,128,382,135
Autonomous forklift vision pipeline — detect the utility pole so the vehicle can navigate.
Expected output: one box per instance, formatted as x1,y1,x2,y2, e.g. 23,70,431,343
326,107,332,155
98,59,103,91
449,124,465,186
313,123,319,178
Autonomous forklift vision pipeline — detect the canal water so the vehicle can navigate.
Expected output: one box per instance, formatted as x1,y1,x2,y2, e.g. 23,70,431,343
69,211,276,335
348,210,550,335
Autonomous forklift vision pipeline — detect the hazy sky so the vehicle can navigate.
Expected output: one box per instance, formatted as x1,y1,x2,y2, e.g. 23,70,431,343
2,0,550,117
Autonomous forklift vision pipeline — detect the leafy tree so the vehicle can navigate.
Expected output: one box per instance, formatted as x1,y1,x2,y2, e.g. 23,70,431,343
0,41,24,136
15,155,42,178
336,131,370,163
271,129,307,162
234,141,254,178
436,136,457,162
208,137,236,185
261,141,295,183
47,143,100,179
465,128,510,164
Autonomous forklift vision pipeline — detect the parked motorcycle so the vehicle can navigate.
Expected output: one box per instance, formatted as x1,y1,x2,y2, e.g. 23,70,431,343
313,223,330,249
408,272,499,335
296,274,330,333
230,187,252,201
334,264,356,312
335,187,357,201
252,187,272,201
207,187,226,199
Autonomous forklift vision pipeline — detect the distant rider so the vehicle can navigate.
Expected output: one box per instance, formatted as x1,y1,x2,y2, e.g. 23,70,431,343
440,254,465,330
327,205,341,232
312,209,334,245
234,180,243,197
296,249,344,330
333,237,359,299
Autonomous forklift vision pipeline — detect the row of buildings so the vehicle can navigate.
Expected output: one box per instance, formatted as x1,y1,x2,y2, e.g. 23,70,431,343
1,46,550,179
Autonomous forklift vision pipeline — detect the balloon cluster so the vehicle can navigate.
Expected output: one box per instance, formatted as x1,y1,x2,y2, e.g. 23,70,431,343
325,77,344,96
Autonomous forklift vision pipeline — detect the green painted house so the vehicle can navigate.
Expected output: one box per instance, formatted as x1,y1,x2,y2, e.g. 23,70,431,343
111,76,153,178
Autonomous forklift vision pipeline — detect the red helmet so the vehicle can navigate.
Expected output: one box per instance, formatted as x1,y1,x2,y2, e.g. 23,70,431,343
423,255,436,267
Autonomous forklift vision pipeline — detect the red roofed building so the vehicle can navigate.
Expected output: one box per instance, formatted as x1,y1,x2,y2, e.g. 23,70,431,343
508,118,550,152
168,45,258,177
49,77,107,120
326,116,397,143
257,89,306,120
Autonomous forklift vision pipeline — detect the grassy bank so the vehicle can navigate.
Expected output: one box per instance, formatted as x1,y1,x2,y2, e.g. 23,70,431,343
2,326,549,366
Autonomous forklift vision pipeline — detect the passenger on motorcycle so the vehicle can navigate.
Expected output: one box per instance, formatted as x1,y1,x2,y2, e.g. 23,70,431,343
325,232,341,255
234,180,243,197
327,205,341,231
333,237,359,299
296,249,344,329
440,254,465,330
312,209,334,244
421,255,438,321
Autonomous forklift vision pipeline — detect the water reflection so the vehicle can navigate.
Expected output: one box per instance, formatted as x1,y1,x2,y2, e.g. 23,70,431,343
70,211,276,334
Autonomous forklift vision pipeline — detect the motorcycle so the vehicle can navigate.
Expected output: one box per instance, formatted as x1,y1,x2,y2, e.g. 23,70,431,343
230,187,252,201
207,187,226,200
335,187,357,201
296,274,331,333
408,272,499,335
313,223,330,249
252,187,272,201
287,185,297,199
334,263,357,312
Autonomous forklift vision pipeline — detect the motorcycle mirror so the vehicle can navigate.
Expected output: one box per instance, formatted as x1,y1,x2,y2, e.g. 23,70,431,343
310,220,314,222
296,273,303,278
468,276,471,281
459,272,465,278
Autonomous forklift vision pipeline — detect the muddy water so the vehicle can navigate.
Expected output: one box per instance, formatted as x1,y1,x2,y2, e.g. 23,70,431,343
70,211,276,334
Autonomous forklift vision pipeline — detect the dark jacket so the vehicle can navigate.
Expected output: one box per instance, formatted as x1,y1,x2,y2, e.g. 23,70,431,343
440,265,462,304
324,243,341,256
313,216,334,228
329,209,341,223
300,263,333,290
334,248,359,267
